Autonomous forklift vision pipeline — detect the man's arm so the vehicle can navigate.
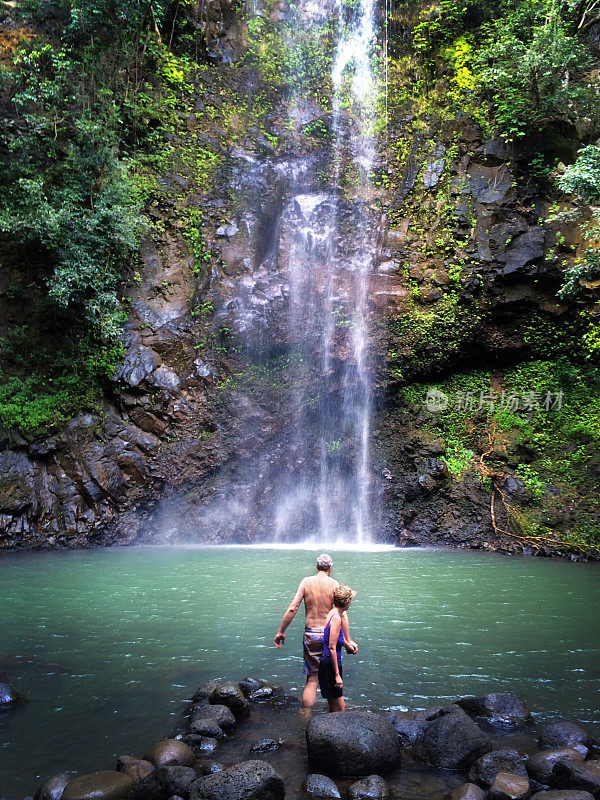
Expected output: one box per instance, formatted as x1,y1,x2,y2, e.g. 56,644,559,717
274,579,305,648
341,611,358,654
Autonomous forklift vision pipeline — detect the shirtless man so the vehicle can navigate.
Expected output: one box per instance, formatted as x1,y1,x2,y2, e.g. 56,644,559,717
273,553,358,709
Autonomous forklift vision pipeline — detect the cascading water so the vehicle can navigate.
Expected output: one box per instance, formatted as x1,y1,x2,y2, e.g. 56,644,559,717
160,0,383,545
272,0,379,543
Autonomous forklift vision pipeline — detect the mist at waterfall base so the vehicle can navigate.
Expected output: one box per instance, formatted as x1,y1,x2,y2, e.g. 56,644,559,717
2,546,600,797
153,0,384,546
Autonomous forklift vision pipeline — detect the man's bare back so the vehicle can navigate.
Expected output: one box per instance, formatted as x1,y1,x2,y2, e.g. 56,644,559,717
300,573,339,628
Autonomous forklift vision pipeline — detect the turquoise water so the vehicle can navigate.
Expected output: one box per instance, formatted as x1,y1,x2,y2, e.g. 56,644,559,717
1,546,599,798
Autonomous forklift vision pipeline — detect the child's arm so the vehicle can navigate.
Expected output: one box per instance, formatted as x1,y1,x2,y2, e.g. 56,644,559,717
341,611,358,654
329,615,343,686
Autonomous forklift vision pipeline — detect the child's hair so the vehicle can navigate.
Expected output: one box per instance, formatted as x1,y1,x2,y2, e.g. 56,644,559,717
333,585,356,609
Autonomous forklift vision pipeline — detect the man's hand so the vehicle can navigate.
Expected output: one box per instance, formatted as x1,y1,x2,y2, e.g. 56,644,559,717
274,632,285,648
335,676,343,688
344,639,358,655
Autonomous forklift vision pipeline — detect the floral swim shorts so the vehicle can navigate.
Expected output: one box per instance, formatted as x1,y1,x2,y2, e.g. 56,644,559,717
303,627,325,676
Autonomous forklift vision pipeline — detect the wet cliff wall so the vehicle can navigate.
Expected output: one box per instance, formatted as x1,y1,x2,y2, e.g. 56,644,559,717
0,0,598,555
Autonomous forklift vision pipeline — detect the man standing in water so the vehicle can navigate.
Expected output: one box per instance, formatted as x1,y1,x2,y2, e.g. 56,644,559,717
273,553,358,709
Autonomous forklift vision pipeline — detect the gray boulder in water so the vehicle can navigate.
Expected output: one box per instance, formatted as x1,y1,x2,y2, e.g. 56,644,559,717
526,749,584,785
415,705,492,769
0,681,23,707
457,693,533,729
189,760,285,800
306,711,401,778
448,783,486,800
208,682,249,717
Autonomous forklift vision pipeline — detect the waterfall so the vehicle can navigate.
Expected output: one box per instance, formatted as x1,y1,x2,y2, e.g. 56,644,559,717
272,0,379,544
165,0,382,546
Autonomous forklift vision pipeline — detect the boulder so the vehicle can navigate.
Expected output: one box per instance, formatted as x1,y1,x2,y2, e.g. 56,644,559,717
539,724,593,754
448,783,486,800
239,678,274,699
306,711,401,777
348,775,389,800
490,774,531,800
187,718,224,739
250,739,283,755
248,686,275,701
191,704,236,731
62,772,134,800
35,774,70,800
208,683,249,716
552,761,600,796
469,750,528,788
457,694,533,729
0,681,23,706
531,792,595,800
189,760,285,800
191,682,221,704
527,750,584,785
116,756,154,781
130,766,196,800
305,775,341,798
144,740,196,768
415,705,492,770
384,712,427,747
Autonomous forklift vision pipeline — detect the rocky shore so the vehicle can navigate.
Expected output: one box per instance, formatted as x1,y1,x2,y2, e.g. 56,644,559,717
20,680,600,800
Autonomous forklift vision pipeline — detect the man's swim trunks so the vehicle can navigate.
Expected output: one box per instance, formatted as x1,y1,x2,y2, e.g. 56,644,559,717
303,627,324,676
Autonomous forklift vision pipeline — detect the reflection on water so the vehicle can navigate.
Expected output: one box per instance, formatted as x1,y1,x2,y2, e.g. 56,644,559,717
1,546,599,797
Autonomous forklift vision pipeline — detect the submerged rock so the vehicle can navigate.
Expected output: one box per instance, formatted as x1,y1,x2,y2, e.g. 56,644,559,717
250,739,283,755
305,774,341,799
468,750,528,788
143,739,195,768
61,771,133,800
415,705,492,770
306,710,401,777
457,693,533,728
189,760,285,800
348,775,389,800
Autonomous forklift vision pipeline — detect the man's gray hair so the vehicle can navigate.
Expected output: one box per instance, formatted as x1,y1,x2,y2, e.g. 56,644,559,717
316,553,334,571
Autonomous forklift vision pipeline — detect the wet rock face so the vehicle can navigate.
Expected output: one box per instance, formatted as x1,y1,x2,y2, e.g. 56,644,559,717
305,774,341,799
306,711,401,778
130,765,196,800
526,749,585,785
189,760,285,800
538,723,593,753
348,775,388,800
34,774,69,800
